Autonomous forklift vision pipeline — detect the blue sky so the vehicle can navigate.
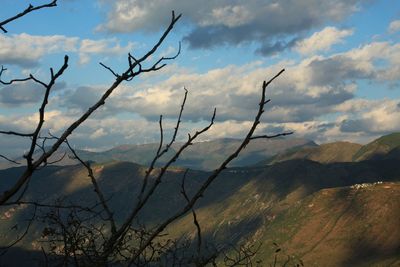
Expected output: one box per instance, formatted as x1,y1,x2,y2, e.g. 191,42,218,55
0,0,400,156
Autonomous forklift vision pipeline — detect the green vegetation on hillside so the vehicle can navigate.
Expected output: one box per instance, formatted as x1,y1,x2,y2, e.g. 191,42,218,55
1,155,399,266
261,141,362,165
353,132,400,161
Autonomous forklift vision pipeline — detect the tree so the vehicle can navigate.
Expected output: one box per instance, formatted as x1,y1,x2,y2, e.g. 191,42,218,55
0,2,292,266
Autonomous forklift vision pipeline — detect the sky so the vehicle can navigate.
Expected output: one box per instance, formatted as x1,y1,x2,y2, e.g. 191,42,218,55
0,0,400,156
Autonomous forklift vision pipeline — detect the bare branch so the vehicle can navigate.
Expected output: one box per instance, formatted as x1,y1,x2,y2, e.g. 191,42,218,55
0,5,294,265
0,56,68,204
0,66,32,85
101,108,216,259
250,131,294,140
0,1,58,33
0,130,34,137
129,70,287,260
139,87,188,198
0,154,20,165
0,205,37,255
0,11,181,205
99,62,120,78
65,139,117,235
180,169,202,255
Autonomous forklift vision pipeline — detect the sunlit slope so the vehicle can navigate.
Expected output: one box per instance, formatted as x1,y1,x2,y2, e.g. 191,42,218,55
77,137,315,170
258,182,400,267
163,160,400,266
262,141,362,165
353,132,400,161
1,158,399,266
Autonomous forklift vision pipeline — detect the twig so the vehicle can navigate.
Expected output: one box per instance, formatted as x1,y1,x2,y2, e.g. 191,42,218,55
0,1,58,33
0,154,20,165
65,139,117,235
180,169,202,255
129,69,287,260
0,11,182,205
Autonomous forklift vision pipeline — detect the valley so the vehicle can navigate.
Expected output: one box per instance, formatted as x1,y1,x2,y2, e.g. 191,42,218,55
1,134,400,266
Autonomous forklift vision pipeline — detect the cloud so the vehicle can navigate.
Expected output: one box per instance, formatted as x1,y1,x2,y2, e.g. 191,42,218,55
78,38,135,64
90,128,107,139
57,39,400,128
339,99,400,134
0,109,82,157
0,33,135,67
0,34,78,67
294,26,354,55
388,19,400,33
97,0,369,55
0,82,44,105
61,86,104,110
0,81,66,106
2,32,399,153
256,38,299,56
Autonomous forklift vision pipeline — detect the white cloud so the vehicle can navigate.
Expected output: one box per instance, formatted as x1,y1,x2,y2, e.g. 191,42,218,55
2,33,400,152
200,5,252,28
339,99,400,134
388,20,400,33
78,38,135,64
97,0,367,55
90,128,107,139
0,33,78,67
0,34,135,67
57,40,400,128
295,27,354,55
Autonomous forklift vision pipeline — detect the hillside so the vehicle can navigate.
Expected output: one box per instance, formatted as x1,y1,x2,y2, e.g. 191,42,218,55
259,182,400,266
260,141,361,165
353,132,400,161
5,133,400,172
0,137,314,171
97,137,316,170
1,158,399,266
258,132,400,166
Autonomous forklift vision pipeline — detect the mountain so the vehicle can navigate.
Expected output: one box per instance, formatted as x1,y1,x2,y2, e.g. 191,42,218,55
1,157,399,266
258,132,400,166
0,147,82,170
259,141,361,165
257,182,400,266
0,137,314,171
102,137,316,170
353,132,400,161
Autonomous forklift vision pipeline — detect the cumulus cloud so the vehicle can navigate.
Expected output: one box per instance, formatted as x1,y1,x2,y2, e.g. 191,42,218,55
2,33,399,153
57,39,400,128
0,81,66,106
294,26,354,55
90,128,107,139
388,19,400,33
256,38,299,56
97,0,368,55
78,38,135,64
0,34,78,67
0,33,135,67
340,99,400,134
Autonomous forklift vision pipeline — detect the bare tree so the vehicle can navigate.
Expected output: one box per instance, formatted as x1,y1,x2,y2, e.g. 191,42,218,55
0,8,182,205
0,2,293,266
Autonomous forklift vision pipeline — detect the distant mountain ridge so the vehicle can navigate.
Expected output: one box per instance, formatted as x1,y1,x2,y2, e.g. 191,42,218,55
4,133,400,171
258,141,362,165
1,157,399,266
352,132,400,161
0,137,315,171
257,132,400,166
2,132,400,265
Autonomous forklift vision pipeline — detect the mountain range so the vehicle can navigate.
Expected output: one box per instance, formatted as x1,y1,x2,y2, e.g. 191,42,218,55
0,133,400,266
